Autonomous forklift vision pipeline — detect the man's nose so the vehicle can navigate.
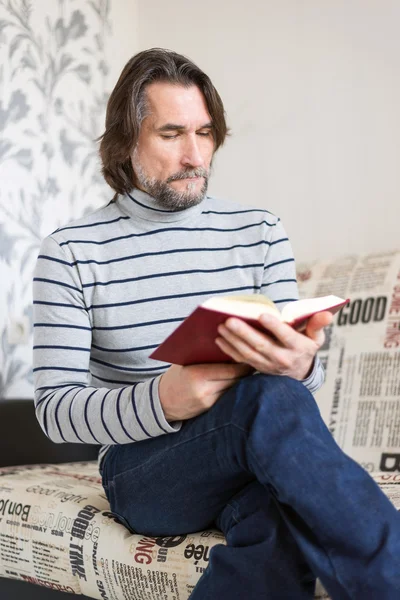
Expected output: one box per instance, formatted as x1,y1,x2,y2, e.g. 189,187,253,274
181,136,204,168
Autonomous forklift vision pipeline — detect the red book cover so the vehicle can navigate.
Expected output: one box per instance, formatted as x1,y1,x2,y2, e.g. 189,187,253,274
150,297,349,366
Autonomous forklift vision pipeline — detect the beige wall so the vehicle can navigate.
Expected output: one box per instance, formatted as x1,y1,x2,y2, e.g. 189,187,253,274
137,0,400,262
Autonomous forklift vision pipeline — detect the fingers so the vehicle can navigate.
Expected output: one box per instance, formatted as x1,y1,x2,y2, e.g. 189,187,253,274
209,309,333,379
221,314,296,351
215,312,327,379
258,313,299,348
215,321,283,373
259,310,332,348
215,334,249,365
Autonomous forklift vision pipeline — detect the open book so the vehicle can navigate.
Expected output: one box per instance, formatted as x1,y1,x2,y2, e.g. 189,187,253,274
150,294,349,366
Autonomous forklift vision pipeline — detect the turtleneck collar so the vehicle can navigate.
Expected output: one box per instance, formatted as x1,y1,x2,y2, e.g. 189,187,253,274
116,188,205,223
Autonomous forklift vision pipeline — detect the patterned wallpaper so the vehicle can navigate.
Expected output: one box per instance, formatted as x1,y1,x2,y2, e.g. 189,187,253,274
0,0,114,397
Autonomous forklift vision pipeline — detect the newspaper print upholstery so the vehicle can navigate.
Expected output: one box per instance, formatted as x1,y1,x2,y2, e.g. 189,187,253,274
0,461,399,599
0,461,225,599
297,250,400,473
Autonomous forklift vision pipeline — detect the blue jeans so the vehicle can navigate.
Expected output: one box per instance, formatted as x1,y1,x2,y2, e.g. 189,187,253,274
101,374,400,599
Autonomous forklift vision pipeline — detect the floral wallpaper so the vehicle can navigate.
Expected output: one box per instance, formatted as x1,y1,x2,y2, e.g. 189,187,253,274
0,0,114,398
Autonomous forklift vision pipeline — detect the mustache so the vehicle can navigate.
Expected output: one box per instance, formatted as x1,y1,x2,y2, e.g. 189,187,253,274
166,168,209,183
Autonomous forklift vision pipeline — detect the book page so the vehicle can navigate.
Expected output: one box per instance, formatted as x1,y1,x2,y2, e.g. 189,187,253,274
203,296,280,320
281,295,345,324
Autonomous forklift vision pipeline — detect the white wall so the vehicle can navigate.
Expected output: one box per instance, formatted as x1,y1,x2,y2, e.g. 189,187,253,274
136,0,400,262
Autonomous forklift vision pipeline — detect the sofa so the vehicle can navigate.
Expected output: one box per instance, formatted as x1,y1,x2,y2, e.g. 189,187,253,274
1,250,400,600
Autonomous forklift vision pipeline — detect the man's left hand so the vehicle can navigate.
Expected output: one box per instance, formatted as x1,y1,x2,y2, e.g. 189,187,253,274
215,310,333,380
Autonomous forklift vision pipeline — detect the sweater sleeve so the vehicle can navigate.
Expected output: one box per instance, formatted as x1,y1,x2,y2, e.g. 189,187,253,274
262,217,325,394
33,235,181,445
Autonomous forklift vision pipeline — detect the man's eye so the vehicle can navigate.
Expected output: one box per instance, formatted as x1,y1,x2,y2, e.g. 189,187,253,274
161,134,179,139
197,131,212,137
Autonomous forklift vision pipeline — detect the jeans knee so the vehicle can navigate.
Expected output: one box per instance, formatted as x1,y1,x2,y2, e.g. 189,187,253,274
229,373,312,430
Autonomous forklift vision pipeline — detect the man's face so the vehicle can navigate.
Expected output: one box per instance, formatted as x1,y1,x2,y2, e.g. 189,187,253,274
131,82,215,210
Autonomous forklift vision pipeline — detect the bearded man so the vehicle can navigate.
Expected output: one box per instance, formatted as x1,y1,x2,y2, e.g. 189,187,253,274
33,48,400,599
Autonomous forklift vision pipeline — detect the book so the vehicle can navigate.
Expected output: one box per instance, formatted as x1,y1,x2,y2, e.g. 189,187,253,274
150,294,349,366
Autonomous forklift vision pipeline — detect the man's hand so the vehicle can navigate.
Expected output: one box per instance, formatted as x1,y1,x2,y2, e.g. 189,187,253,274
159,362,253,422
215,310,333,380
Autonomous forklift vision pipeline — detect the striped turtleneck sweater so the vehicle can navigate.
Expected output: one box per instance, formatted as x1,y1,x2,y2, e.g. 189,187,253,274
33,188,324,464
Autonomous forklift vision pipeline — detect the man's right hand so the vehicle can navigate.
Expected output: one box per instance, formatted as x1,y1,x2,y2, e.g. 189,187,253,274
158,362,253,422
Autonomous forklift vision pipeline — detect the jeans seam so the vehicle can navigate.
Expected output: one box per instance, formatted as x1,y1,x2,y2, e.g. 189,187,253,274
225,501,240,525
111,422,242,483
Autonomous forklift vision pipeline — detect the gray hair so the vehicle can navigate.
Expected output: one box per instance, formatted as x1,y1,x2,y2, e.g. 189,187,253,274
99,48,228,196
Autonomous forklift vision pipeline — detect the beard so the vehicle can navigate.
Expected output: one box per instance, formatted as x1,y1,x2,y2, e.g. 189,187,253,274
132,153,210,211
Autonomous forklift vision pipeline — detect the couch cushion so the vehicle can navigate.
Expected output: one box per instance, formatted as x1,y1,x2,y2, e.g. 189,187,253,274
0,461,399,599
0,461,224,599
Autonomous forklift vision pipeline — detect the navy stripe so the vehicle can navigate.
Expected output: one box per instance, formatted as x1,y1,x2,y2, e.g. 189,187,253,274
35,390,57,408
54,388,79,442
33,366,89,373
82,263,263,289
93,316,183,332
42,396,50,437
264,258,295,270
84,390,101,444
149,378,170,434
274,298,298,304
92,342,158,353
270,237,288,246
34,345,90,352
34,323,91,331
261,278,297,288
116,387,138,442
91,373,166,385
69,240,271,267
131,385,152,438
33,277,81,292
100,389,118,443
35,383,85,393
88,284,258,311
59,221,275,247
36,385,85,408
37,254,72,266
68,389,85,443
56,215,130,233
91,357,163,373
33,301,85,310
127,192,175,214
202,208,275,216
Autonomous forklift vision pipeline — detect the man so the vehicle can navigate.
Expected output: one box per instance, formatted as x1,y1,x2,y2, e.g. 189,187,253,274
33,49,400,599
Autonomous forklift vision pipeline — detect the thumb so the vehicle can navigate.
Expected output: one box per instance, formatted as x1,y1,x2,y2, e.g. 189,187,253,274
305,311,333,346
